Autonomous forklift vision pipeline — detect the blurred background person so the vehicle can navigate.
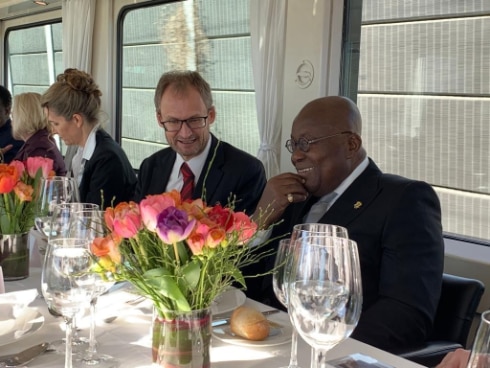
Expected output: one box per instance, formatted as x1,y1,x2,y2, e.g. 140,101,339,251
0,85,23,163
11,92,66,176
41,68,136,208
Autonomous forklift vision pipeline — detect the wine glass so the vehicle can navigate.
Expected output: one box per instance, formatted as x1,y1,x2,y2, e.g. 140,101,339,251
34,176,80,255
48,202,100,354
288,235,362,368
273,238,301,368
69,210,118,368
467,310,490,367
41,238,95,368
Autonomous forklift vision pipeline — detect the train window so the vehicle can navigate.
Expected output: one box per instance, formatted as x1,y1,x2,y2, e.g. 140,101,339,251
343,0,490,243
117,0,259,170
5,22,62,96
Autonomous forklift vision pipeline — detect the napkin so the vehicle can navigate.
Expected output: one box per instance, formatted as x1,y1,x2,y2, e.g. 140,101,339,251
0,289,40,339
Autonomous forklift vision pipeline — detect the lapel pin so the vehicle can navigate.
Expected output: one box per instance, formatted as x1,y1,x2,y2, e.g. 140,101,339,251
354,201,362,209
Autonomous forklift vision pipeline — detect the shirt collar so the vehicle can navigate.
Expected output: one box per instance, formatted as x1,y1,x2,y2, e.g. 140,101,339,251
321,156,369,206
80,125,99,161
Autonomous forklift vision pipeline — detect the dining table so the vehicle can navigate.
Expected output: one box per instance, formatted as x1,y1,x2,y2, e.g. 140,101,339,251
1,267,426,368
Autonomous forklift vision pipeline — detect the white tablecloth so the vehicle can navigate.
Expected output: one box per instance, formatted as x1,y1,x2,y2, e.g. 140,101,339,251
1,268,426,367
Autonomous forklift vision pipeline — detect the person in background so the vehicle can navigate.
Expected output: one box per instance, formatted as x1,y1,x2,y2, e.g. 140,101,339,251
41,68,136,208
250,96,444,353
436,349,470,368
11,92,66,176
0,85,24,163
134,70,266,213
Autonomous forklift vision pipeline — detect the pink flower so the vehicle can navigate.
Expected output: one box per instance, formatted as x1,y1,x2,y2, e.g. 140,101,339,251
25,157,53,178
13,182,33,202
229,212,258,244
112,201,142,238
140,193,177,231
206,205,233,230
156,207,195,244
9,161,25,177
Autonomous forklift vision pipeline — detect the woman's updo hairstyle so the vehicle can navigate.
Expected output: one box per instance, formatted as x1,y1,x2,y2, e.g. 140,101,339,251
41,68,102,126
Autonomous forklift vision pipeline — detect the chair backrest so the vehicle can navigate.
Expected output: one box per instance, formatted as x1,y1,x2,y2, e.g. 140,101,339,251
430,273,485,345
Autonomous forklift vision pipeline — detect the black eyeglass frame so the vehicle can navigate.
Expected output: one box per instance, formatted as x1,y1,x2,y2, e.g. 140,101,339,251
285,131,353,153
160,116,209,132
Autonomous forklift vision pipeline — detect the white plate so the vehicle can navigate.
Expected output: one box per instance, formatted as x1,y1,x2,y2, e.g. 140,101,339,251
211,288,246,315
212,316,292,347
0,307,44,346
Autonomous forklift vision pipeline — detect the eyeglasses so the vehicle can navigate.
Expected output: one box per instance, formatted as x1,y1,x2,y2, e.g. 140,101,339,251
285,131,352,153
160,116,208,132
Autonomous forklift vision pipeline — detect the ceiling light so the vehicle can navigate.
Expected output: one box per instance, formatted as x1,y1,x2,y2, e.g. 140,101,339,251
33,1,49,5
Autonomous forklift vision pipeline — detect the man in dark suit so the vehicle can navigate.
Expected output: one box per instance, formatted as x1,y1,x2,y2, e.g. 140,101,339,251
252,96,444,353
0,85,23,163
134,70,266,213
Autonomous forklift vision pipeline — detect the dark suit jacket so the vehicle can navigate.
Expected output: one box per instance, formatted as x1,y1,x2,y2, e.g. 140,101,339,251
255,159,444,352
134,135,267,214
79,129,137,208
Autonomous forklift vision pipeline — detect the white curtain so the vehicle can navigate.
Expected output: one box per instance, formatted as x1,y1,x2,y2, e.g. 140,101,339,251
250,0,287,179
62,0,96,72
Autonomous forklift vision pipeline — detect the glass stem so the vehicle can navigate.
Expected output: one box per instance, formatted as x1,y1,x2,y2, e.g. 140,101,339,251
65,317,73,368
87,297,98,358
289,328,299,367
311,348,329,368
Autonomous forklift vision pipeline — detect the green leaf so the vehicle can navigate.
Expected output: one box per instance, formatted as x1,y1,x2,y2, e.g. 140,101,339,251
181,261,201,290
144,268,191,311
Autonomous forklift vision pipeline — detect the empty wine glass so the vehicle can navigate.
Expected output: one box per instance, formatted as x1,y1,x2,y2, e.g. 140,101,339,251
34,176,80,255
273,238,301,368
289,235,362,368
69,210,118,368
41,238,95,368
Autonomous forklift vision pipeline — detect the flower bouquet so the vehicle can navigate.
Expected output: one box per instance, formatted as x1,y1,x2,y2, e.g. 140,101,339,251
0,157,54,279
91,190,274,367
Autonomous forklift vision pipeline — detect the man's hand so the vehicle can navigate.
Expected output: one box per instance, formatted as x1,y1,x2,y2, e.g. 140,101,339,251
253,172,308,228
0,144,13,162
436,348,470,368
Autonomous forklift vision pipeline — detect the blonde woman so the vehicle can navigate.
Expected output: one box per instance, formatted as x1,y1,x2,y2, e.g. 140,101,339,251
41,68,136,208
11,92,66,175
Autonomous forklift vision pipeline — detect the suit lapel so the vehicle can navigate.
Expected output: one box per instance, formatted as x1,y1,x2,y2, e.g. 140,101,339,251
194,135,224,202
321,160,382,227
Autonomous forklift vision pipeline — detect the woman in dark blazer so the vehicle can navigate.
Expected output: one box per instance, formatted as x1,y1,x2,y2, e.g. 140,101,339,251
41,68,136,208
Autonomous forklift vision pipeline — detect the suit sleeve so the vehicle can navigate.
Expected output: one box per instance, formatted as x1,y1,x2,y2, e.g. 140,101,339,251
351,181,444,352
231,159,267,214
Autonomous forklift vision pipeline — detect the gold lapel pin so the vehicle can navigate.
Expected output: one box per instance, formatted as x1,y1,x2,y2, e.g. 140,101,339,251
354,201,362,209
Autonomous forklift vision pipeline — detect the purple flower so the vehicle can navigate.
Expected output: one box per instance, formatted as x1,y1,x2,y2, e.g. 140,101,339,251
156,206,196,244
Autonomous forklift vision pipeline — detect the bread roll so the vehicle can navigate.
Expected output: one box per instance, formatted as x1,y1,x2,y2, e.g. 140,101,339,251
230,305,270,341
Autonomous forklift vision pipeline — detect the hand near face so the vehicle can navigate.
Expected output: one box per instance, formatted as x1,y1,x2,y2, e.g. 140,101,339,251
253,172,308,228
436,349,470,368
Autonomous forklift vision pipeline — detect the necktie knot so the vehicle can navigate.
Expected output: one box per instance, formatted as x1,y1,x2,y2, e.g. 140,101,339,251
180,163,194,200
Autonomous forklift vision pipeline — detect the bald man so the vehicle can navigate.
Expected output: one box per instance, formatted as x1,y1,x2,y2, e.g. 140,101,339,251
249,96,444,353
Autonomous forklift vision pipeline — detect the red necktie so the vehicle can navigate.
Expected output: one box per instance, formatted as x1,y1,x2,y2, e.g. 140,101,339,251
180,162,194,200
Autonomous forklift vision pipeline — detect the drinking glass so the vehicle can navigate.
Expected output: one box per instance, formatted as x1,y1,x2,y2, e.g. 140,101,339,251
34,176,80,255
288,235,362,368
273,238,301,368
48,203,99,353
69,210,118,368
41,238,95,368
467,310,490,367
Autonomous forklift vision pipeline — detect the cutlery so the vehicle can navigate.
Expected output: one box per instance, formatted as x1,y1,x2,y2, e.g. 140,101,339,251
212,309,281,327
0,342,49,367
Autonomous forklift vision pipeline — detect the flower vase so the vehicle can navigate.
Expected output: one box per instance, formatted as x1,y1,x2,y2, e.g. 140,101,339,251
152,308,212,368
0,232,29,280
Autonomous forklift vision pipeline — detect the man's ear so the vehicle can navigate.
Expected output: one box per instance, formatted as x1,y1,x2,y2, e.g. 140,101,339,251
207,106,216,126
346,133,362,158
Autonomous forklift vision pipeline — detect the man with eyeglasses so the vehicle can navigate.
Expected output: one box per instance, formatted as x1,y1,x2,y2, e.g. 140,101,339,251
133,70,266,213
249,96,444,353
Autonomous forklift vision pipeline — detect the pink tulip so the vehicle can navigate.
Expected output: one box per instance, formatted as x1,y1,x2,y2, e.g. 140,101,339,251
156,207,195,244
229,212,258,243
140,193,177,231
9,161,25,177
26,157,54,178
112,201,142,238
